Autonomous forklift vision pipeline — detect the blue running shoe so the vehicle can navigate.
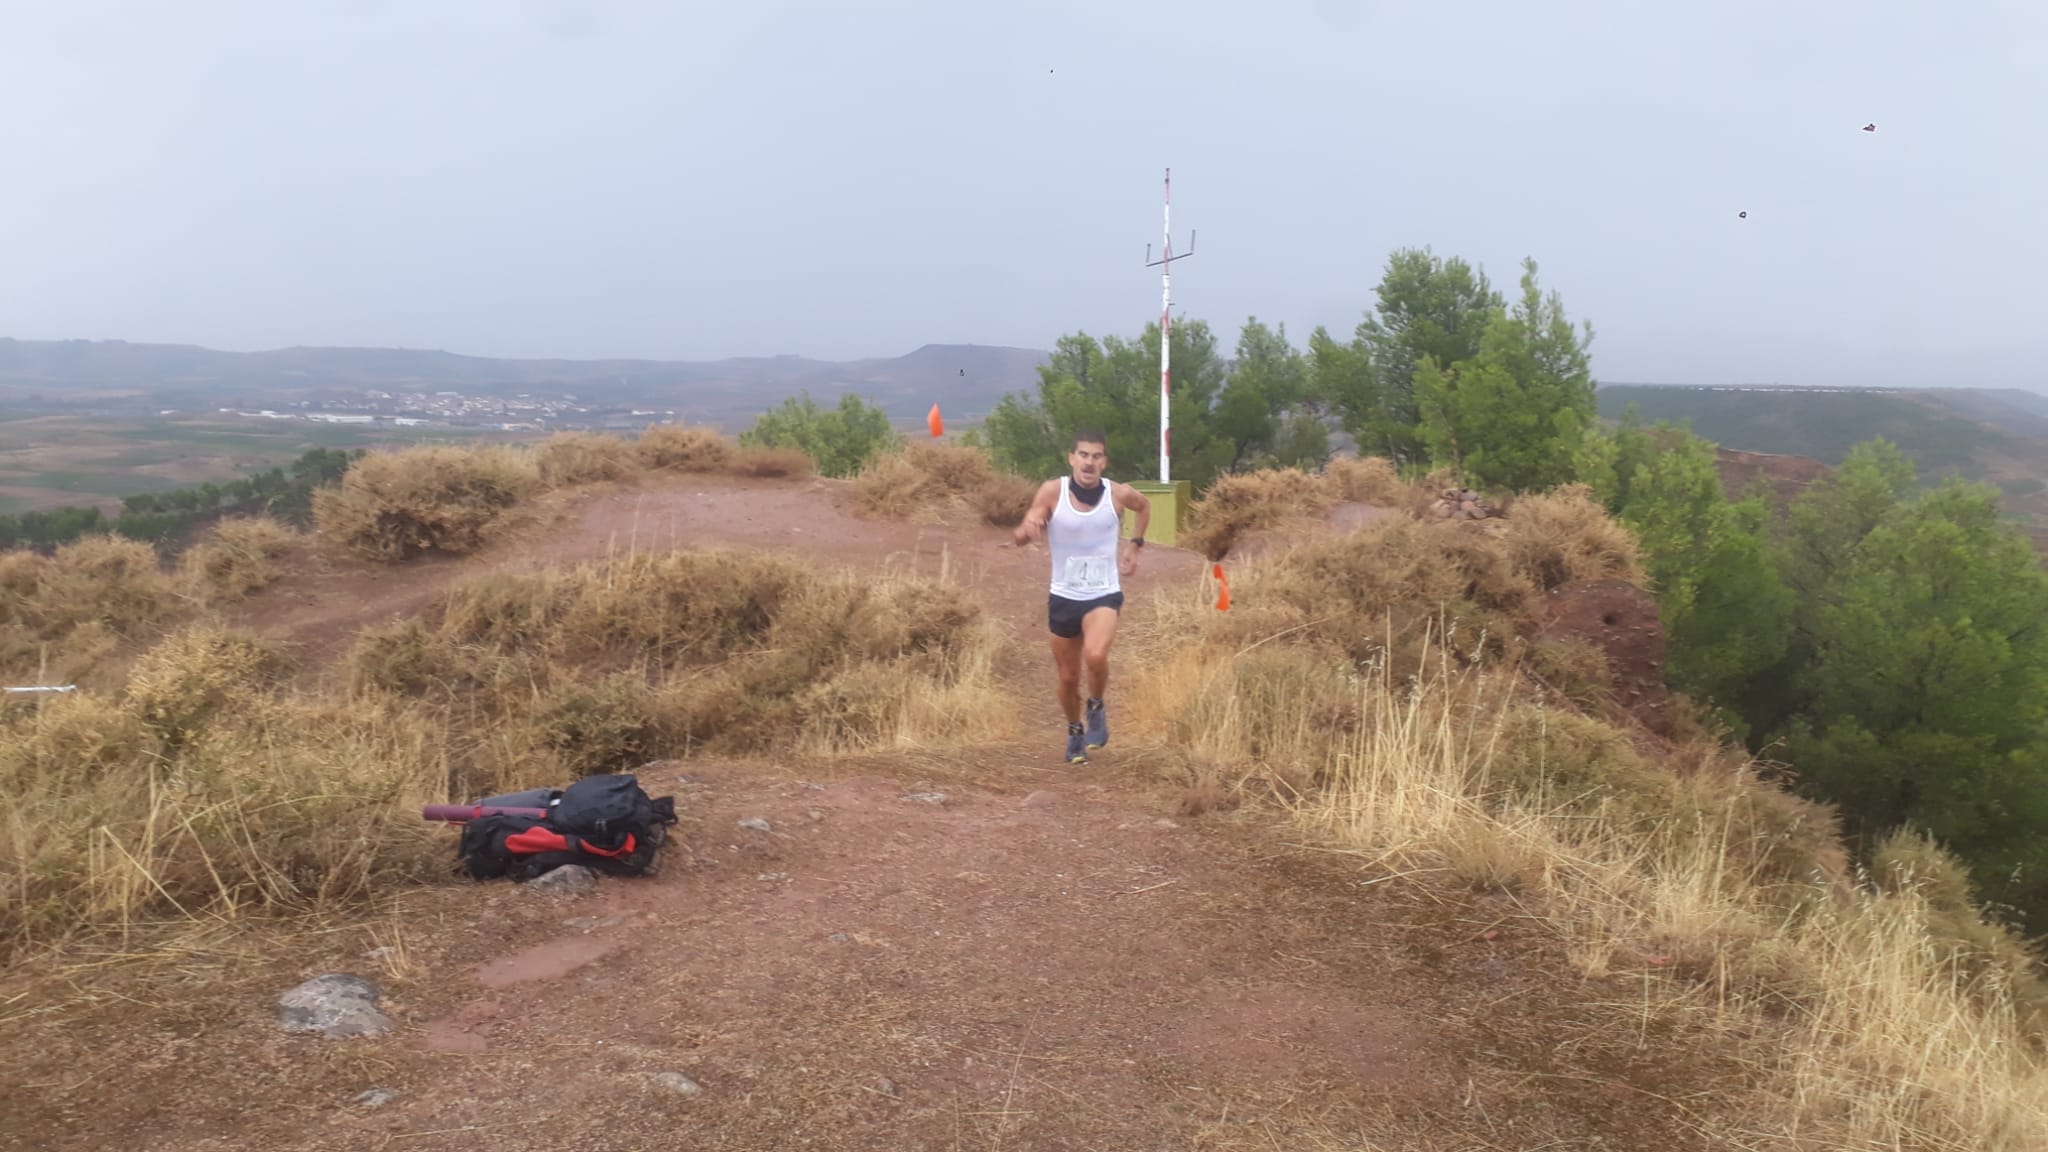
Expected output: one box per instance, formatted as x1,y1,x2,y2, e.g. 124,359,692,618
1065,724,1088,764
1085,698,1109,750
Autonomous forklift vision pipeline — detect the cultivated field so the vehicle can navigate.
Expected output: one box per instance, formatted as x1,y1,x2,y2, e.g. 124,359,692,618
0,411,530,515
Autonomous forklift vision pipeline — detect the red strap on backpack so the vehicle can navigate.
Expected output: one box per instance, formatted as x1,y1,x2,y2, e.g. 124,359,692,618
502,826,635,858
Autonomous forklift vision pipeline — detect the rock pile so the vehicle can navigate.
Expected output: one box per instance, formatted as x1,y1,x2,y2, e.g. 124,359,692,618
1431,487,1494,520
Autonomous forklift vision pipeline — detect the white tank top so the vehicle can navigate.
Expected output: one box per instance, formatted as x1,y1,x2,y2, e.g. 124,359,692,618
1047,476,1121,600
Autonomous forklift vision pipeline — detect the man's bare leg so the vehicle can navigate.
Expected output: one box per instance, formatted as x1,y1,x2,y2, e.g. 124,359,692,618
1080,608,1119,749
1050,633,1084,725
1080,607,1119,702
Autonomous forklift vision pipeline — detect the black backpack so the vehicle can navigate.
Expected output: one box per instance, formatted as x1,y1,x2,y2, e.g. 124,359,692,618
455,773,678,882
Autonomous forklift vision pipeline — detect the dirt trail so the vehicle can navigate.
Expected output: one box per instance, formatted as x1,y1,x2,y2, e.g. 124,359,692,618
4,476,1741,1151
8,753,1729,1151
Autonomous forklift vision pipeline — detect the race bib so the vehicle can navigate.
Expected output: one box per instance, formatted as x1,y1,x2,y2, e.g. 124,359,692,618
1064,555,1113,592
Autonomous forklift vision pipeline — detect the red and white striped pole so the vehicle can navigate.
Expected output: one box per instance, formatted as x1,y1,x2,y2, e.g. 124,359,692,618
1158,168,1173,485
1143,167,1193,486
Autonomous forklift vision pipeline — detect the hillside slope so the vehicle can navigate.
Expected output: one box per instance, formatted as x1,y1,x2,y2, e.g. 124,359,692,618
0,474,1754,1152
1602,384,2048,546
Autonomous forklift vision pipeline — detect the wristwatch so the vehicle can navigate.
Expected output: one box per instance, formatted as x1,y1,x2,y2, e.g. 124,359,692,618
1130,537,1145,548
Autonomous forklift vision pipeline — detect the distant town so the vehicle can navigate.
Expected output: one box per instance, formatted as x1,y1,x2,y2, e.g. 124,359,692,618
207,388,678,432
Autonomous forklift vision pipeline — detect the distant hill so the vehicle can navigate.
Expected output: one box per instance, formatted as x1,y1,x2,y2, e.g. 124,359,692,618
0,338,1049,426
1599,383,2048,550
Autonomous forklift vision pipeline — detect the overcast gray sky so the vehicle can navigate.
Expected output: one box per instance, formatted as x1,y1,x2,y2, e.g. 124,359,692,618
3,0,2044,387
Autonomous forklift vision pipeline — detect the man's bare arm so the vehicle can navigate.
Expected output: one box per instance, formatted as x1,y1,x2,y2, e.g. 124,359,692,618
1117,484,1151,541
1013,479,1061,545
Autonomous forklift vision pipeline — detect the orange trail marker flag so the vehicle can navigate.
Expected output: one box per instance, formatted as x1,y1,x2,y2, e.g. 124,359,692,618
1212,564,1230,611
927,404,944,438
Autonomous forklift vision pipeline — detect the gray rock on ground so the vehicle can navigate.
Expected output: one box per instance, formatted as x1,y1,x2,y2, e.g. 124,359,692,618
354,1088,399,1108
277,974,392,1039
736,817,773,834
648,1071,703,1096
528,865,599,895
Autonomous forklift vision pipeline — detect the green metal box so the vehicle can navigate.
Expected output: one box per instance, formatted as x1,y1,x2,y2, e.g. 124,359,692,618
1124,480,1192,548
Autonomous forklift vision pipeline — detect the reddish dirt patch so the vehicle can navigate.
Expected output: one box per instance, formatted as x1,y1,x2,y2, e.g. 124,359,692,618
1537,579,1672,734
471,935,619,988
1716,447,1830,510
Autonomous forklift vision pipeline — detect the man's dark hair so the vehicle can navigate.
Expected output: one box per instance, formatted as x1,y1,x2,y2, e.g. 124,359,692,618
1071,428,1107,451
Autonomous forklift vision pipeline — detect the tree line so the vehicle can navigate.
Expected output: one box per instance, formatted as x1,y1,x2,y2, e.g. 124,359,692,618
0,447,360,552
976,245,2048,931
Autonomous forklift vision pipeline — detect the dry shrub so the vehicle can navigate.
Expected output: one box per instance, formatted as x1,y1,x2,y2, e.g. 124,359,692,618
536,431,638,487
1497,483,1644,590
21,535,177,635
850,442,1031,526
634,423,734,472
530,673,657,778
179,517,302,603
358,548,1003,760
900,441,996,493
969,473,1037,527
123,626,288,747
729,444,814,479
1208,518,1538,669
848,451,928,517
1181,468,1338,560
1521,633,1615,710
314,444,542,561
1870,828,2048,1032
1325,455,1410,506
0,536,181,685
0,684,448,955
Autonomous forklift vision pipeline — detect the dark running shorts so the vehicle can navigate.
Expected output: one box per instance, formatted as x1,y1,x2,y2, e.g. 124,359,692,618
1047,591,1124,638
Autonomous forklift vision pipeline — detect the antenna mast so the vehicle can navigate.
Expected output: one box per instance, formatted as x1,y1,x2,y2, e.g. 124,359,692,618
1144,168,1195,485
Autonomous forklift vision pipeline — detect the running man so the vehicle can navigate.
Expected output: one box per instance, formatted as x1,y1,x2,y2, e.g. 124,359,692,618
1012,429,1150,764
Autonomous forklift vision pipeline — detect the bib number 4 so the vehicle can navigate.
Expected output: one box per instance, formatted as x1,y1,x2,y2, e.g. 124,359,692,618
1064,555,1113,592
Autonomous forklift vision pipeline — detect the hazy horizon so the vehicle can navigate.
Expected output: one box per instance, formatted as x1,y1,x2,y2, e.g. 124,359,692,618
4,1,2044,390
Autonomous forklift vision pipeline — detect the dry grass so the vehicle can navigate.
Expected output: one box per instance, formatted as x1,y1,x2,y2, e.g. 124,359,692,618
0,535,180,685
0,636,450,958
1181,457,1451,560
969,472,1038,527
312,432,820,564
1188,518,1543,670
1325,455,1413,506
850,442,1035,527
313,443,543,561
178,517,305,604
348,546,1008,770
535,430,638,487
634,422,735,472
1132,602,2048,1150
730,444,815,479
1180,467,1339,561
1497,482,1645,590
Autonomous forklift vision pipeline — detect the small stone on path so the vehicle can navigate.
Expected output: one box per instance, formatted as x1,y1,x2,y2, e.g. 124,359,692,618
757,872,790,882
277,974,392,1039
649,1071,703,1096
873,1076,901,1098
528,865,599,895
903,792,948,805
354,1088,399,1108
737,817,774,834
